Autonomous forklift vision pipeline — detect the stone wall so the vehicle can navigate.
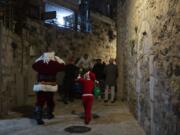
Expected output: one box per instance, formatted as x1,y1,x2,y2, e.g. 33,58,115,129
0,24,30,115
0,16,116,116
117,0,180,135
26,18,116,63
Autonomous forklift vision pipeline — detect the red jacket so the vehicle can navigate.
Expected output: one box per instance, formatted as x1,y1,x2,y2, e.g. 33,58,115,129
32,60,64,75
33,60,65,82
79,78,95,94
78,71,96,94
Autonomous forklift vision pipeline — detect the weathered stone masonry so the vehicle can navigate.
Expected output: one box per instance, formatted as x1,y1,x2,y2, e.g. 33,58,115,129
117,0,180,135
0,17,116,116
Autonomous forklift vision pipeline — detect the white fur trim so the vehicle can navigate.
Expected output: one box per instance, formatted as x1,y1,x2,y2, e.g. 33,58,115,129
35,52,65,64
35,52,55,63
35,55,44,62
33,83,58,92
55,56,65,64
82,94,93,96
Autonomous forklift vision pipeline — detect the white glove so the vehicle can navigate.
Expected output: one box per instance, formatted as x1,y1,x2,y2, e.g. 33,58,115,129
95,80,99,84
43,53,50,64
77,74,81,79
55,56,65,64
43,52,55,64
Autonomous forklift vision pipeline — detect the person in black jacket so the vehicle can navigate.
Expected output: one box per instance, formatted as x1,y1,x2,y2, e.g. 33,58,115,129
92,59,105,98
104,58,118,103
62,57,78,104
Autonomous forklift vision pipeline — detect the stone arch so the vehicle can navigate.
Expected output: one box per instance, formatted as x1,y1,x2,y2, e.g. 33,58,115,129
136,20,155,135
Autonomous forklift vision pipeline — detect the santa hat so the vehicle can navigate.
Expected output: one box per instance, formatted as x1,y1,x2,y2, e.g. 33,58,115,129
84,71,95,81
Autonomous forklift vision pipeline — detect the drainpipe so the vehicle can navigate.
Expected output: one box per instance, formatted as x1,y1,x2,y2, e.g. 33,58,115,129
0,21,2,115
116,0,126,101
0,21,2,89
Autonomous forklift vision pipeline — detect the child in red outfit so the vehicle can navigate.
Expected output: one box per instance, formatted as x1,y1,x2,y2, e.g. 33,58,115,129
78,71,96,124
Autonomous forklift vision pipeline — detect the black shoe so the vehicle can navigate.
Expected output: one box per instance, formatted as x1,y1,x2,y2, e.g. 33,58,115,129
34,106,44,125
63,99,68,104
64,101,68,104
85,121,89,125
111,100,115,103
104,100,108,103
69,99,74,102
57,99,63,102
37,119,44,125
46,114,54,119
45,107,55,119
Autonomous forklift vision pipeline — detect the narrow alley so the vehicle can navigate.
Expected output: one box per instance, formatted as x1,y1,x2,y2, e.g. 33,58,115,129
0,0,179,135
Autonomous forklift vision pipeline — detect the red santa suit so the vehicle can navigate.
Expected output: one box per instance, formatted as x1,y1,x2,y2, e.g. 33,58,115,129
32,52,65,125
78,71,96,124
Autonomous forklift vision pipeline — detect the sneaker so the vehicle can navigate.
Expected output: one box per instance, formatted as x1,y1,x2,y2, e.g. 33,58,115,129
111,100,115,103
85,121,89,125
46,114,54,119
37,119,44,125
104,100,108,103
69,99,74,102
63,100,68,104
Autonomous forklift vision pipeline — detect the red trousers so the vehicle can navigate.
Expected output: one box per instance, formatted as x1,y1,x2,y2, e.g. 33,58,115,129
82,95,94,124
36,91,55,109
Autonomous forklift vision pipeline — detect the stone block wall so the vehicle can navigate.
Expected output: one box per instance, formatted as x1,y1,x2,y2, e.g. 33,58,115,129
0,26,29,115
0,16,116,116
117,0,180,135
26,18,116,63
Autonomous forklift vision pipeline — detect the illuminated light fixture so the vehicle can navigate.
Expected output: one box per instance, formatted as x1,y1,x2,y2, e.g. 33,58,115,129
45,2,74,27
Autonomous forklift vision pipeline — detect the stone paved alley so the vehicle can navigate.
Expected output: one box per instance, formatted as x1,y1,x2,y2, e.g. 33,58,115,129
0,98,145,135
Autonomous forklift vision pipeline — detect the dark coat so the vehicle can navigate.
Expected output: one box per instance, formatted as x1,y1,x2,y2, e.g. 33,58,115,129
104,63,117,86
63,64,79,89
92,63,105,80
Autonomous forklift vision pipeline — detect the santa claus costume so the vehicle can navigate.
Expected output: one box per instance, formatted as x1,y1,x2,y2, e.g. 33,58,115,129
78,71,96,124
32,51,65,125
